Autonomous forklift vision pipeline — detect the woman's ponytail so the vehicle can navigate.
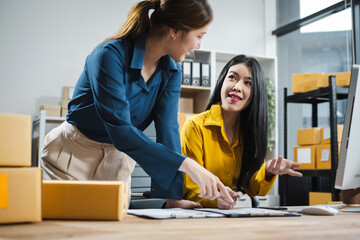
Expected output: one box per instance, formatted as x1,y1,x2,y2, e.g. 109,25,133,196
104,0,160,41
104,0,212,42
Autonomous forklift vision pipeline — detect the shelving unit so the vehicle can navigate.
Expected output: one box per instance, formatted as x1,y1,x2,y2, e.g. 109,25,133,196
281,76,349,205
32,110,65,167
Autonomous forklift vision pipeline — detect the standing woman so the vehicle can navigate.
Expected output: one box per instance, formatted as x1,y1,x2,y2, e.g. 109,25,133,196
41,0,233,206
181,55,303,209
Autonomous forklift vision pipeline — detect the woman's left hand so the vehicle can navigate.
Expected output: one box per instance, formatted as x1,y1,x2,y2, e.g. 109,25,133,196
265,156,303,181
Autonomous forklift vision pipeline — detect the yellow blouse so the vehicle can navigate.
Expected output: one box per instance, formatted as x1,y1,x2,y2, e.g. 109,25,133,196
181,104,276,208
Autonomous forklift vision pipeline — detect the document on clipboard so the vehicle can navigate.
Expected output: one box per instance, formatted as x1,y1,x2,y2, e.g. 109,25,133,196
196,208,301,217
127,208,224,219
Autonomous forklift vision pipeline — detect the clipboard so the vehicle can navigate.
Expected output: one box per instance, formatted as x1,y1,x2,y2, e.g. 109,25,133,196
127,208,223,219
195,208,301,217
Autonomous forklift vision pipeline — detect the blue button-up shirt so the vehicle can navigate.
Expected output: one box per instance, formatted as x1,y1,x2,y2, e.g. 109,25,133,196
67,34,186,199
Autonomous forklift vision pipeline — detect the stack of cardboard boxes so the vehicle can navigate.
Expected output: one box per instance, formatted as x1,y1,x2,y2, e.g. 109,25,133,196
60,86,74,117
0,113,42,224
0,113,128,223
294,125,343,169
292,72,350,93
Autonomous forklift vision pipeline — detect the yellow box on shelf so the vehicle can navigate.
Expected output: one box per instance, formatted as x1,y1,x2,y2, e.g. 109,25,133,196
309,192,332,206
316,143,341,169
320,72,351,87
292,73,323,93
294,145,317,169
0,113,31,167
320,125,343,144
297,127,321,146
42,180,128,221
0,167,42,224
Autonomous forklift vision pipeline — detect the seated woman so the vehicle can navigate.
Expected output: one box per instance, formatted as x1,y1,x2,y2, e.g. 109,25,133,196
181,55,302,209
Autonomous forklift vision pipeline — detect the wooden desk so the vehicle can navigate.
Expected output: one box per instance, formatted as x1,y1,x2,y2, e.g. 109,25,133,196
1,211,360,239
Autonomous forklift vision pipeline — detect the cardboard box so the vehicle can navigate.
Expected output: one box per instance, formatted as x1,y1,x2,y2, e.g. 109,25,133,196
321,72,351,87
0,167,42,224
40,105,61,117
316,143,341,169
179,97,194,113
61,86,75,101
0,113,31,166
61,107,68,118
43,180,128,220
297,127,321,146
178,112,196,131
294,145,317,169
309,192,332,206
292,73,323,93
320,125,344,144
60,99,70,109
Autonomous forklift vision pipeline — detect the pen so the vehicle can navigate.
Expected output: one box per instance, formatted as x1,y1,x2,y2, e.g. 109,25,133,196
170,213,206,219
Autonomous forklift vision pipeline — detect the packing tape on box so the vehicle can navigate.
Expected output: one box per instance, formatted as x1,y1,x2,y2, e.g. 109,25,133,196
0,173,8,208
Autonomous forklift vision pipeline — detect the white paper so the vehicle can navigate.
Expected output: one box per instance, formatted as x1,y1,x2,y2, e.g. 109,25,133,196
323,127,331,140
196,208,286,216
321,149,330,161
127,208,223,219
297,148,312,164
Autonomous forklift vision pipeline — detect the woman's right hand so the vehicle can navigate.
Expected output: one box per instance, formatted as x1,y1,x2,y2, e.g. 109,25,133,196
179,158,234,203
217,187,242,209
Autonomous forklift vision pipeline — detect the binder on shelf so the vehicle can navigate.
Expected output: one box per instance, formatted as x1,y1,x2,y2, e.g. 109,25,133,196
201,63,211,87
191,62,201,86
182,61,192,85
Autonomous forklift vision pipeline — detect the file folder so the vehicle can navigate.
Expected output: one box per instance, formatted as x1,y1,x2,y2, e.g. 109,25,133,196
201,63,211,87
192,62,201,86
182,61,192,85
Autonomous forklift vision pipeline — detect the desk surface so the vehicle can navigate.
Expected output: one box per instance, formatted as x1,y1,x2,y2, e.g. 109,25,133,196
1,211,360,239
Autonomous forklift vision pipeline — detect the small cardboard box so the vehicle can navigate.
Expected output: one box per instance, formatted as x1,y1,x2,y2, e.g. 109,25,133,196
61,107,68,118
294,145,317,169
292,73,323,93
61,86,75,101
316,143,341,169
178,112,196,131
297,127,321,146
320,125,344,144
43,180,128,220
179,96,194,113
320,72,351,87
309,192,332,206
0,167,42,224
40,105,61,117
60,99,70,109
0,113,31,166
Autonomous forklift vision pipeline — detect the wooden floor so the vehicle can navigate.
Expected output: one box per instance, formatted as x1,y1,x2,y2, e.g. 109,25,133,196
1,211,360,239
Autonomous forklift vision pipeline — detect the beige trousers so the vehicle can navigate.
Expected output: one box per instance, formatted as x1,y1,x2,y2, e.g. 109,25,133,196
41,121,136,199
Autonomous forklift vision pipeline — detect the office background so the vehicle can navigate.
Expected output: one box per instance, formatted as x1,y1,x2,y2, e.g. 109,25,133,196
0,0,356,206
0,0,276,116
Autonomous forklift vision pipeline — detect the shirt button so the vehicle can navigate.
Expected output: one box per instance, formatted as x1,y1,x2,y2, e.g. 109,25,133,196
228,172,231,177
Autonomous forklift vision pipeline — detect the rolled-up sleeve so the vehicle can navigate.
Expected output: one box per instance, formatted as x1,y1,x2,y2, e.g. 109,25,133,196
86,45,185,198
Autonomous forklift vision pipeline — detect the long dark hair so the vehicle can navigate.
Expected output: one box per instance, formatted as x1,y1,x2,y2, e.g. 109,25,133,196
104,0,213,41
206,55,268,189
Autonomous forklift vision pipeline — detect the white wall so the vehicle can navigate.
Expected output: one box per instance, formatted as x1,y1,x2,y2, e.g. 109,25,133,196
0,0,276,116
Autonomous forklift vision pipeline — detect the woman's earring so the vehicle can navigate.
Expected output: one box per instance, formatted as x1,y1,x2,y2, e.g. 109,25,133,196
172,36,176,40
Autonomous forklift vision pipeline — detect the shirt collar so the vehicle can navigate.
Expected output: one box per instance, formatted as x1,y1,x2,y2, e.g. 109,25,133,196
130,33,178,72
204,103,240,147
130,34,146,70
